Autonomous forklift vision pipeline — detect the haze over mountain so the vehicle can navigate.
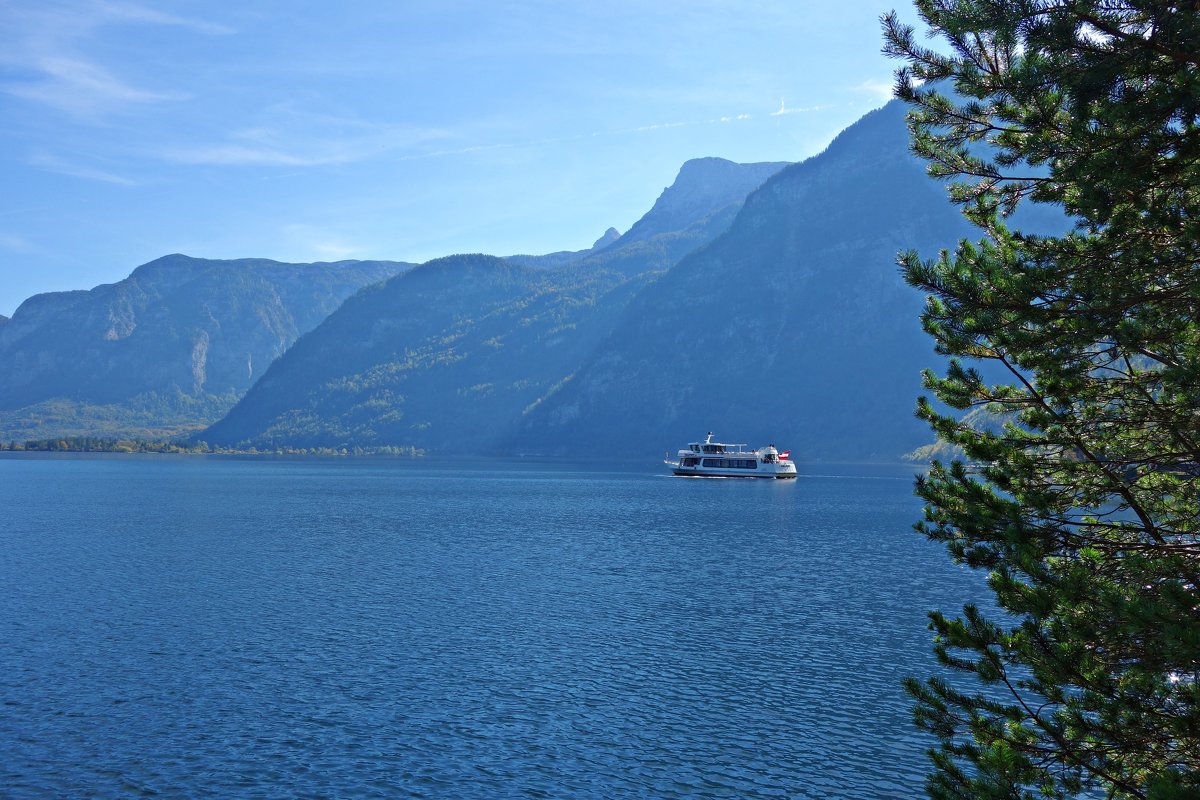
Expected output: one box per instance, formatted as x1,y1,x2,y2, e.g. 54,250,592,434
202,158,789,451
208,100,1019,460
4,100,1061,459
0,256,410,441
507,100,1064,460
502,101,969,459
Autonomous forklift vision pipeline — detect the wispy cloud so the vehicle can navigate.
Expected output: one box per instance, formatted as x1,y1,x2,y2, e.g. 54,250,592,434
6,56,186,116
356,108,763,165
598,112,754,135
92,1,235,35
854,78,895,103
0,233,36,253
770,98,832,117
28,152,138,185
162,143,323,167
0,231,56,258
0,0,226,117
311,242,359,260
159,106,449,167
386,112,754,164
282,224,359,261
154,96,786,173
624,120,696,133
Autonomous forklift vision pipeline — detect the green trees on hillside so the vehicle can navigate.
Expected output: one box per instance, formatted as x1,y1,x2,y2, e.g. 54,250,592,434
883,1,1200,797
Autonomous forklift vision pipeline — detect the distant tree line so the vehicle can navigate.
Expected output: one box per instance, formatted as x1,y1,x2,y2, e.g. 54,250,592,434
0,437,423,457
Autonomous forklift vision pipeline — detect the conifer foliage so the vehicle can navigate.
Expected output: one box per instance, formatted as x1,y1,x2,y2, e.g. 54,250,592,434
883,2,1200,797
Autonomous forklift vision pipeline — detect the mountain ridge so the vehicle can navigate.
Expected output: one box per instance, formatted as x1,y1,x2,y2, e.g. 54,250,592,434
617,157,790,247
2,103,1047,459
503,101,979,460
201,156,790,451
503,228,622,270
0,255,411,440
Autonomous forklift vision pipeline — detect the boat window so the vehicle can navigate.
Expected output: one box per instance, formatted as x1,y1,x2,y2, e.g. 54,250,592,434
695,457,760,469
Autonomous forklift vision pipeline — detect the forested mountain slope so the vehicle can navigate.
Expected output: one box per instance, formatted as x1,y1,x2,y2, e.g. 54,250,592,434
203,159,788,451
202,255,633,450
506,101,984,460
0,255,409,440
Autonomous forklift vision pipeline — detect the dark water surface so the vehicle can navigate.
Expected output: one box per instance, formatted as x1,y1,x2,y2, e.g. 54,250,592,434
0,455,987,798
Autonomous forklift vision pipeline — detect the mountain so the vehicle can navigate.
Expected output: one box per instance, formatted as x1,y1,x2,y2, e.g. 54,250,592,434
203,158,790,451
202,254,627,451
501,155,786,272
503,101,988,460
504,228,622,270
591,227,622,249
0,255,410,441
617,157,790,246
0,314,8,328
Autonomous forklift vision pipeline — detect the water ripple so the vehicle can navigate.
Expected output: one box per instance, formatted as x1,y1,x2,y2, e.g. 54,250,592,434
0,456,988,798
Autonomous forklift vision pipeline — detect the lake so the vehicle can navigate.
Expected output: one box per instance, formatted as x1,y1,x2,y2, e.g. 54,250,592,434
0,454,988,798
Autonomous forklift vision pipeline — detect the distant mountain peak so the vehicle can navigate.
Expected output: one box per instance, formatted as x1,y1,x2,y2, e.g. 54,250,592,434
618,157,790,245
130,252,203,273
140,253,192,265
592,227,621,250
675,156,739,175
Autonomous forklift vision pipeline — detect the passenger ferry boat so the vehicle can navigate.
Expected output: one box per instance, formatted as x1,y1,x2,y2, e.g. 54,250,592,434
666,432,797,479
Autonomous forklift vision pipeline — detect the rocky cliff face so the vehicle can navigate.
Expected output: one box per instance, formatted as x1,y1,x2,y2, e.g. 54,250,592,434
591,227,621,249
617,158,789,246
0,255,409,439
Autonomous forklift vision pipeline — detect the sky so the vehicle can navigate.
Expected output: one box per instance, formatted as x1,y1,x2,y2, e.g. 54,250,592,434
0,0,918,317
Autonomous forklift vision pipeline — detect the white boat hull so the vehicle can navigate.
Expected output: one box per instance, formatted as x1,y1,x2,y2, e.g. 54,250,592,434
668,463,797,479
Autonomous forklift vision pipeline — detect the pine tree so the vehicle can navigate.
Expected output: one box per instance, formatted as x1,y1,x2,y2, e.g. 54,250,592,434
882,2,1200,797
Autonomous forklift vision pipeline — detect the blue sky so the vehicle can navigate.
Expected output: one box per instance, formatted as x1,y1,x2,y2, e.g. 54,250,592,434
0,0,914,317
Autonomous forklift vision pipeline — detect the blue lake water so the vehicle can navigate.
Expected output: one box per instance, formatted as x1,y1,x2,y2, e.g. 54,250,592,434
0,455,988,798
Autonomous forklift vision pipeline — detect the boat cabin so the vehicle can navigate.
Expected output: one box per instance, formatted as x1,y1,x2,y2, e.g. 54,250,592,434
668,432,796,479
686,431,747,456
